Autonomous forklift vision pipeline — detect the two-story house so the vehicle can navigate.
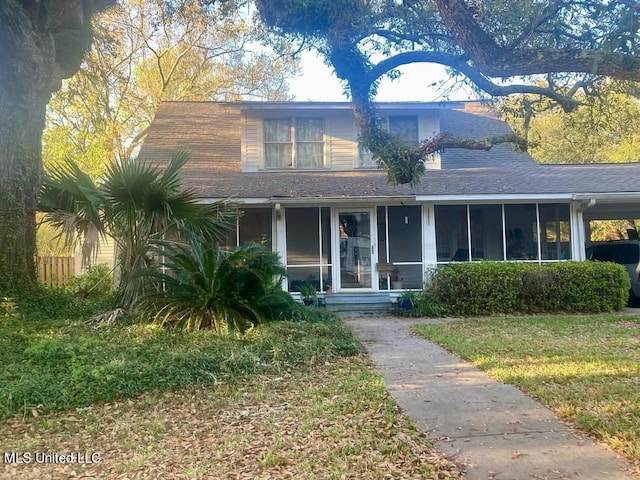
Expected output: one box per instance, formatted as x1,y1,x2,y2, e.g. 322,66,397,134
138,100,640,298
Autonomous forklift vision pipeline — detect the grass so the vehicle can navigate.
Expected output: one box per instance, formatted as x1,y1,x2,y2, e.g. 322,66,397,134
0,358,462,479
0,291,463,479
0,297,358,420
413,314,640,461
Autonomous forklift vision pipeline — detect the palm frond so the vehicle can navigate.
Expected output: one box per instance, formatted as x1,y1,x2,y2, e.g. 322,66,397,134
38,159,107,266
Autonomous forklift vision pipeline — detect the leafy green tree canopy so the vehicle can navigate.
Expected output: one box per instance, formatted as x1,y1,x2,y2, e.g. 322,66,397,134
44,0,298,177
256,0,640,185
499,82,640,164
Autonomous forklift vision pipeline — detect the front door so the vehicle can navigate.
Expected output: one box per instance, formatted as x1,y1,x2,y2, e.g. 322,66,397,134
336,210,375,290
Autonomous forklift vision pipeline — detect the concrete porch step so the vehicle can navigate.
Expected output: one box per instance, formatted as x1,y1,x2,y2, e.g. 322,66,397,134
324,293,394,315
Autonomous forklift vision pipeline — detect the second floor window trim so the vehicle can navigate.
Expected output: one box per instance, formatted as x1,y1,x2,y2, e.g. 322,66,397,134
264,117,325,169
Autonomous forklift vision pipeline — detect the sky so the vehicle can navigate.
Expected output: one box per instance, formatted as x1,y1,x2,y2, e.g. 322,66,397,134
287,50,476,102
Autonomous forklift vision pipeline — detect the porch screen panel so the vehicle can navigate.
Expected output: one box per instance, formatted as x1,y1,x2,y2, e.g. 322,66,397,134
505,204,538,260
539,204,572,260
264,118,292,168
388,205,422,288
296,118,324,168
377,207,389,290
388,206,422,262
221,227,237,249
376,207,388,263
239,208,272,250
286,208,319,265
288,267,321,292
470,205,503,261
396,265,423,289
435,205,469,262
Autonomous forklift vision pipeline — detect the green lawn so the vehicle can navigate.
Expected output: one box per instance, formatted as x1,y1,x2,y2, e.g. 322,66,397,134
0,294,463,479
0,305,358,420
413,314,640,461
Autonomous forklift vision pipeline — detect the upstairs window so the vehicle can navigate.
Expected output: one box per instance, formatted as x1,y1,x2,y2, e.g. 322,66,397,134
389,115,419,147
264,118,324,168
359,115,419,167
264,118,291,168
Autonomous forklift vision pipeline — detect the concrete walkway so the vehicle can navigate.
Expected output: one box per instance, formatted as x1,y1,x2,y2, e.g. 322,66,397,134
346,316,637,480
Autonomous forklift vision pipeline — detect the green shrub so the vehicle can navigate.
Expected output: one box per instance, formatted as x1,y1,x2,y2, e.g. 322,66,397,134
0,297,19,319
413,285,448,317
4,288,117,322
430,262,527,316
65,264,113,298
427,261,629,316
520,262,629,313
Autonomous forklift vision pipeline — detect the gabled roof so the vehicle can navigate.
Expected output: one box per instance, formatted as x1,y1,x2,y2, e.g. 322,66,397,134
139,102,241,174
139,101,640,201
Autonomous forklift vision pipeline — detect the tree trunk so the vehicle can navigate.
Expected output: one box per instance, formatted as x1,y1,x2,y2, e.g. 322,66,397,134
0,17,56,293
0,1,116,293
0,91,45,293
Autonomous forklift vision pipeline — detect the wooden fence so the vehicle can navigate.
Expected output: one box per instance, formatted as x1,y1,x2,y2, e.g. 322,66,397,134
37,256,75,287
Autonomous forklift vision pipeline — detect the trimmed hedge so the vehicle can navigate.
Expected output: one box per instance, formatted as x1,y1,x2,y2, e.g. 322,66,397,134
425,261,629,316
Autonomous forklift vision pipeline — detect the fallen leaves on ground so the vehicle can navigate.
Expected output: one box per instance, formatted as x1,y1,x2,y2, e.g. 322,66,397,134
0,356,464,479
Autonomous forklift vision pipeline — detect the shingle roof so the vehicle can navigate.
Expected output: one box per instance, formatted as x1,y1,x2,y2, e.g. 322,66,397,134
439,106,538,169
140,101,242,173
139,101,640,200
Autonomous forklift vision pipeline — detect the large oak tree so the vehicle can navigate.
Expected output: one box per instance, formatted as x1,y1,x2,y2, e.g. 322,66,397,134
256,0,640,184
0,0,116,292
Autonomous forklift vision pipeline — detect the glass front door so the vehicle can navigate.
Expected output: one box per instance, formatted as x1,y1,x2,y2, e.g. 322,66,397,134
338,210,374,289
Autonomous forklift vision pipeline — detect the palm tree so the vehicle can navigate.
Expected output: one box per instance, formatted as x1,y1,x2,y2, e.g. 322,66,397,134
39,152,237,307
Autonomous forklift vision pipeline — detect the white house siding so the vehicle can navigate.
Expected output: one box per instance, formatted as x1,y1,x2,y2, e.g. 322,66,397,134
326,113,358,169
242,116,261,171
74,236,116,275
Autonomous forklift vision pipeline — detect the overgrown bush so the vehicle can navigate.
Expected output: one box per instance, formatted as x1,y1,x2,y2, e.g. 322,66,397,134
422,261,629,316
413,285,448,317
429,262,527,316
4,288,116,321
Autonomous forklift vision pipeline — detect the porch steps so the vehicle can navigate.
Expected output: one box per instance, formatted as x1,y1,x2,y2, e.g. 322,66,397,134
324,293,394,316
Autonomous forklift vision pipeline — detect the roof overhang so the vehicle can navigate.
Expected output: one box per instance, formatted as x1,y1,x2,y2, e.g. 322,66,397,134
572,192,640,204
198,195,418,205
415,193,573,203
197,192,640,207
233,101,464,111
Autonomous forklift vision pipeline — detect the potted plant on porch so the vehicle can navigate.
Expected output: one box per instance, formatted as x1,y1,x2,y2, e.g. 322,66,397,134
299,282,318,306
398,291,418,311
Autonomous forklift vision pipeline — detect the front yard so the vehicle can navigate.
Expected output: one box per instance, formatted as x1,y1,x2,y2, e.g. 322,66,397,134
413,313,640,465
0,301,462,479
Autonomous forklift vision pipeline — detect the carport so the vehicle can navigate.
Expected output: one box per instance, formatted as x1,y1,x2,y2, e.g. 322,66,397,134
573,193,640,253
